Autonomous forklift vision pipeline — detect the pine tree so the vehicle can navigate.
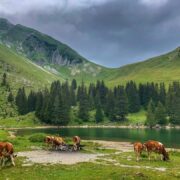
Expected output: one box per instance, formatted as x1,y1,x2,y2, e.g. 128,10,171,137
146,99,156,128
27,90,36,112
95,105,103,123
71,79,77,90
105,90,115,121
1,73,7,86
78,82,89,121
126,81,140,113
15,87,28,115
159,83,166,105
155,102,167,125
7,91,14,103
115,86,128,121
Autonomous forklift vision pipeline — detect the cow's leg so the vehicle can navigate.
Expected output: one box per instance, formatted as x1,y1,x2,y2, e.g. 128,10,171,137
148,151,151,160
10,155,15,166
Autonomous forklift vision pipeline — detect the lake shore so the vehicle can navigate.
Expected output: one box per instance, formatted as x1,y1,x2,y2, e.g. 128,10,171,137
2,124,180,130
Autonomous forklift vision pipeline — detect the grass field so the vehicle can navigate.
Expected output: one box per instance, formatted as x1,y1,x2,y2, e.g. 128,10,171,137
0,129,179,180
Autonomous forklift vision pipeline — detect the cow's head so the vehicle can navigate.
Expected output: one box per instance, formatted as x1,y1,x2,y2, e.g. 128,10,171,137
163,151,169,161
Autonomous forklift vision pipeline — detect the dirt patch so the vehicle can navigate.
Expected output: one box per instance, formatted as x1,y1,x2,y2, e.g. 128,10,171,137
18,150,103,165
89,140,133,152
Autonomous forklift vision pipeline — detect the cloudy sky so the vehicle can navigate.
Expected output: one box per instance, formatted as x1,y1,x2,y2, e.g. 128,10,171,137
0,0,180,67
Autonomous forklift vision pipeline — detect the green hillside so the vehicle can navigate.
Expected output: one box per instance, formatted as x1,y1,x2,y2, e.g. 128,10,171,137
104,47,180,86
0,44,61,90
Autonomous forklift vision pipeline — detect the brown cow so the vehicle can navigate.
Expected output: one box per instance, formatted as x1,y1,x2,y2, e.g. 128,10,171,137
72,136,81,151
133,142,145,161
0,142,16,166
45,136,54,148
143,140,169,161
52,136,65,150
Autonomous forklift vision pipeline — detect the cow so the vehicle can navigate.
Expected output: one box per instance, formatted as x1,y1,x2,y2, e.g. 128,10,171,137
143,140,169,161
0,142,16,166
44,136,55,148
52,136,66,150
133,142,145,161
72,136,81,151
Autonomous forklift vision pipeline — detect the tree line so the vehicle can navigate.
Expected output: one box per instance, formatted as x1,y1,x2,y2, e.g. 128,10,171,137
11,79,180,125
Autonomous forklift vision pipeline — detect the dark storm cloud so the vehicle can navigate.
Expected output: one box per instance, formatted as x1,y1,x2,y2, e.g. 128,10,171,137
0,0,180,67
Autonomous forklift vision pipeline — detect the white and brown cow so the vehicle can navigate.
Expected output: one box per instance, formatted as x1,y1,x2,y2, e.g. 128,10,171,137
143,140,169,161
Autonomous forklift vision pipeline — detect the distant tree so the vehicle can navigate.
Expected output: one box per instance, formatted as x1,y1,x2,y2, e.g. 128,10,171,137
27,90,36,112
126,81,140,113
159,83,166,105
155,102,167,125
7,91,14,103
146,99,156,128
115,86,128,121
78,82,89,121
15,87,28,115
1,73,7,86
95,105,104,123
104,90,115,121
71,79,77,90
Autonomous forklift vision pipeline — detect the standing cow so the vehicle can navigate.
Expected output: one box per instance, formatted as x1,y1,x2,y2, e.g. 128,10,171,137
143,140,169,161
133,142,145,161
72,136,81,151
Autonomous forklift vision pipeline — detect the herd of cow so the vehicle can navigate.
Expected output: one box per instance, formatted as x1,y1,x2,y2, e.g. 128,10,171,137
0,138,169,168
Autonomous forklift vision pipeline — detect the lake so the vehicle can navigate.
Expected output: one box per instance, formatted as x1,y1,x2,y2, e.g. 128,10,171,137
16,128,180,148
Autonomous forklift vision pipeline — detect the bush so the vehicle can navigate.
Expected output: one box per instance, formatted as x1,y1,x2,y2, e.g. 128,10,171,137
29,133,46,142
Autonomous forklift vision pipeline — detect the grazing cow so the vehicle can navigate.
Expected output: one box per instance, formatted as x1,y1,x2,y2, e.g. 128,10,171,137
143,140,169,161
0,142,16,166
45,136,54,148
133,142,145,161
52,136,66,150
72,136,81,151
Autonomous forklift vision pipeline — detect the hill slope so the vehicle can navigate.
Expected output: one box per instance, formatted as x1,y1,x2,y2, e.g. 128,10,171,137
106,47,180,85
0,44,61,89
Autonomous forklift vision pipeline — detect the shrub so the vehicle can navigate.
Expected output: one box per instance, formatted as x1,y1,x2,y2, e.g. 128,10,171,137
29,133,46,142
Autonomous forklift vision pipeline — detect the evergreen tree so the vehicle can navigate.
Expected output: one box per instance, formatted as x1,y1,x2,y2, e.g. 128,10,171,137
71,79,77,90
35,91,43,119
7,91,14,103
159,83,166,105
126,81,140,113
15,87,28,115
146,99,156,128
27,90,36,112
169,91,180,125
1,73,7,86
78,82,89,121
105,90,115,121
155,102,167,125
115,86,128,121
95,105,103,123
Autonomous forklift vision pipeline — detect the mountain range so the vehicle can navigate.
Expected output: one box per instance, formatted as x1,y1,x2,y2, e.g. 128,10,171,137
0,17,180,88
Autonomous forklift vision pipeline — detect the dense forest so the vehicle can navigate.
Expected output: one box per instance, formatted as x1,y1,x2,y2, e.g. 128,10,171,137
7,77,179,126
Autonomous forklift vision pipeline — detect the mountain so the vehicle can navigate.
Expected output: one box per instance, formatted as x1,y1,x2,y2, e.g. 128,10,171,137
1,17,180,86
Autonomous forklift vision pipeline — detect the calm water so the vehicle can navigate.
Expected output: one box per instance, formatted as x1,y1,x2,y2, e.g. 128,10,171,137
16,128,180,148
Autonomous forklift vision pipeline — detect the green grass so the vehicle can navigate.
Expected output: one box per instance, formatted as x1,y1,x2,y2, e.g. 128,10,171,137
0,112,42,128
0,129,179,179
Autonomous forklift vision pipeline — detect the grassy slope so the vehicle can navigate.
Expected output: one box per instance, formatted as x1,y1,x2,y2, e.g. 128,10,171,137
104,48,180,86
0,44,61,90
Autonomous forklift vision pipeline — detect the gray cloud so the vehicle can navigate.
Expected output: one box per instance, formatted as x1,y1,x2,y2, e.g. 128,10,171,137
0,0,180,67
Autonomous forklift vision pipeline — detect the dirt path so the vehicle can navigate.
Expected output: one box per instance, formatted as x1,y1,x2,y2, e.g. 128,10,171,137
18,150,103,165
